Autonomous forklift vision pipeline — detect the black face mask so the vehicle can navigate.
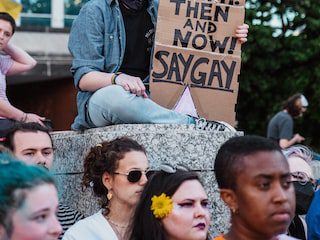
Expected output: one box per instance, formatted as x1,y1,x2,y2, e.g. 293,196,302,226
293,181,315,215
119,0,147,12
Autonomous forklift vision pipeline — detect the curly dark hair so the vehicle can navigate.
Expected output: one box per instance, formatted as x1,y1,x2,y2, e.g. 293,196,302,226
82,137,146,214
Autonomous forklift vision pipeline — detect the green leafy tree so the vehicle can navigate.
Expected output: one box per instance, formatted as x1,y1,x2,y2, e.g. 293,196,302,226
238,0,320,150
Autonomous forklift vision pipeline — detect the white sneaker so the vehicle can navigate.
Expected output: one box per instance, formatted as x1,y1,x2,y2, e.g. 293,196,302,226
195,118,236,132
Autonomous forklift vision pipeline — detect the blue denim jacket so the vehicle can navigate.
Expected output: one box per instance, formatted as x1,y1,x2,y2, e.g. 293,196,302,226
68,0,158,130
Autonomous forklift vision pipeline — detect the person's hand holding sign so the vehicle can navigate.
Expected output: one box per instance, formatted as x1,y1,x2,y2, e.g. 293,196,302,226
235,23,249,44
114,73,148,98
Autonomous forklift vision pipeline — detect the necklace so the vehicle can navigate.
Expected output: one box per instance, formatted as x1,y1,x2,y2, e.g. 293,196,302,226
107,218,129,240
107,218,128,229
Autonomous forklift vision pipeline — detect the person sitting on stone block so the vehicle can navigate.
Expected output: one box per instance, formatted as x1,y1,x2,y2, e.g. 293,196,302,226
68,0,248,132
3,122,84,239
63,137,149,240
0,154,62,240
0,12,46,138
130,164,211,240
213,135,296,240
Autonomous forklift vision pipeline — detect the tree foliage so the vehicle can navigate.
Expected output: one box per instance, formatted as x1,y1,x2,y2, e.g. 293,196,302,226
238,0,320,150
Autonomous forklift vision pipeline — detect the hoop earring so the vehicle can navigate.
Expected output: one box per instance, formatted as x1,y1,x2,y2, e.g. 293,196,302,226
107,192,113,201
231,207,238,215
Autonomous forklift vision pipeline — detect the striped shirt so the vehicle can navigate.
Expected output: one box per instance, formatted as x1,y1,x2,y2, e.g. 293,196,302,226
58,204,85,240
0,54,13,119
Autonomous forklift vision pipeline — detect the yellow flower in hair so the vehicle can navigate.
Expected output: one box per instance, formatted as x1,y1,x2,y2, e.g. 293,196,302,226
151,193,173,219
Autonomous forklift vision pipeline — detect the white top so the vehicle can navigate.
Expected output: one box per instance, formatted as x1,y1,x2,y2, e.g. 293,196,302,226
62,210,118,240
277,234,298,240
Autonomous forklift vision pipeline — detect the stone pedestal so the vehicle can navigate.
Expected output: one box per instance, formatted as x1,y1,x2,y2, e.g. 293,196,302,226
51,124,320,235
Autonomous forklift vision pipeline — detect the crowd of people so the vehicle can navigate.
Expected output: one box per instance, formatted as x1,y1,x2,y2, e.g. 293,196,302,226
0,0,319,239
2,133,320,240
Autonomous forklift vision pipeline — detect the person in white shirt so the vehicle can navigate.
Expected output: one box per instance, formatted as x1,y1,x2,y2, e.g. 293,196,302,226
63,137,149,240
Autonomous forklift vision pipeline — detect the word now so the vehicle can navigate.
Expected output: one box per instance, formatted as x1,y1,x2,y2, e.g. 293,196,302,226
174,29,237,54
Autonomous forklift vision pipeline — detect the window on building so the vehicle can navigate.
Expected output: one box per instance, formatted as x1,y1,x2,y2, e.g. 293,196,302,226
20,0,89,28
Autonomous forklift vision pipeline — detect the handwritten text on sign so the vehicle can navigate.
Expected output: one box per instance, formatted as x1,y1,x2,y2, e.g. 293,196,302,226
150,0,245,123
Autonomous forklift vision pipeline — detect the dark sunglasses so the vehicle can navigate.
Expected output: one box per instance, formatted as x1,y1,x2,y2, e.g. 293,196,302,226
160,163,189,173
290,171,314,185
114,169,152,183
290,171,319,189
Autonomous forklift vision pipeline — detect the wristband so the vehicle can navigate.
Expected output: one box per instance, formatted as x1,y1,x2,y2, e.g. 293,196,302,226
111,72,122,85
20,113,27,122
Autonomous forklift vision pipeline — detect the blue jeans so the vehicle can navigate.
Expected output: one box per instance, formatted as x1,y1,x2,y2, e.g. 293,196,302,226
87,85,195,127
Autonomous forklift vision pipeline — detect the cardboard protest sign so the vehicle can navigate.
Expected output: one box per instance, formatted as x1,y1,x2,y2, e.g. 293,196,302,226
150,0,245,126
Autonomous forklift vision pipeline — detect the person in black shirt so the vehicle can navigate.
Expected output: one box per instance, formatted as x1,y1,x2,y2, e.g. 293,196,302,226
68,0,249,131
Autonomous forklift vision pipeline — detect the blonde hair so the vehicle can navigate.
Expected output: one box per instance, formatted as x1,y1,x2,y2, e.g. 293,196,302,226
282,145,313,163
283,145,314,178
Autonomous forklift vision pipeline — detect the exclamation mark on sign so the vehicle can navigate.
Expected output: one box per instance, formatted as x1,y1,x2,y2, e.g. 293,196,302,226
228,37,237,54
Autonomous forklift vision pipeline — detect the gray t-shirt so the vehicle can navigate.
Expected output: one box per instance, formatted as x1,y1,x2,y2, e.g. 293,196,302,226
267,111,293,143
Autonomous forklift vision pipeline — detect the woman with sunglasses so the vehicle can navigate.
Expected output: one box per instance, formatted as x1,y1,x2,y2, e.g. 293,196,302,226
63,137,149,240
129,165,211,240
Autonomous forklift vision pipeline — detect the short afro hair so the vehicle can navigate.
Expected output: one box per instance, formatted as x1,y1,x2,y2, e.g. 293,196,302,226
214,135,282,190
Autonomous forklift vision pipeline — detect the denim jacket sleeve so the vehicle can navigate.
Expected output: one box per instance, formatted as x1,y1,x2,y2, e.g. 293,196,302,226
68,3,109,89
